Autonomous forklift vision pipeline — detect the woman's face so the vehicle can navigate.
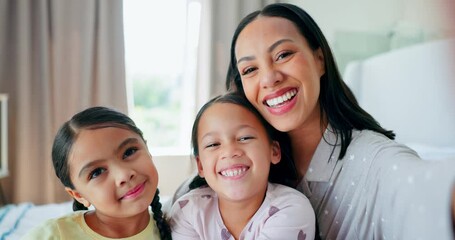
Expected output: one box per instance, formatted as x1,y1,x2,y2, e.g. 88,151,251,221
235,16,325,132
66,127,158,219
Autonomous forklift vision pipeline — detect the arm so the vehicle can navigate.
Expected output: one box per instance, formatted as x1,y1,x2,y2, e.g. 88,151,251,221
371,146,455,240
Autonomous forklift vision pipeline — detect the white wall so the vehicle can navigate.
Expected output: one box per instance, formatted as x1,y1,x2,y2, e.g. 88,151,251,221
153,155,196,197
286,0,400,42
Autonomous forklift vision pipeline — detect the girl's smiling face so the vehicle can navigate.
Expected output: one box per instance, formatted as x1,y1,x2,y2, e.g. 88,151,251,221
66,127,158,219
196,102,281,204
235,16,325,133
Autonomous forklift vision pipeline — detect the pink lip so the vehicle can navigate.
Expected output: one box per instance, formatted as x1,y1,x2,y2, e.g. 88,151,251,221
262,87,297,101
121,182,145,200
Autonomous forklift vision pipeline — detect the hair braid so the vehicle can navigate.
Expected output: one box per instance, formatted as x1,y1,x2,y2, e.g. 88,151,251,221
72,199,88,211
188,175,208,190
151,188,172,240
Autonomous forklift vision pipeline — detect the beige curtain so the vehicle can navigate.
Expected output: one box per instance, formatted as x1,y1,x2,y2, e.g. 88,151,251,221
0,0,127,204
194,0,280,108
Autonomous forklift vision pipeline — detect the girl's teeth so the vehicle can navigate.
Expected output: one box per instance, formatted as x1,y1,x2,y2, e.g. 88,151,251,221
221,167,247,177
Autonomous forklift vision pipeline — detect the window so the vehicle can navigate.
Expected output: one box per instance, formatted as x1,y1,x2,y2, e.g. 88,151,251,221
123,0,202,156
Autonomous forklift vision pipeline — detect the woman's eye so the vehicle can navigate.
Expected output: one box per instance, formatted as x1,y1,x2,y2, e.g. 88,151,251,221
241,67,256,76
276,51,293,61
123,147,138,159
89,168,106,180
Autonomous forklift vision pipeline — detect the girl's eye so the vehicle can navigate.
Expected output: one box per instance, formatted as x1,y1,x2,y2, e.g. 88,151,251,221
88,168,106,180
241,66,257,76
276,51,293,61
239,136,255,142
205,142,220,149
123,147,138,159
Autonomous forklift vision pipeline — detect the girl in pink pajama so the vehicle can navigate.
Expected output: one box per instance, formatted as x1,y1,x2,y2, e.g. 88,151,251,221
170,93,315,240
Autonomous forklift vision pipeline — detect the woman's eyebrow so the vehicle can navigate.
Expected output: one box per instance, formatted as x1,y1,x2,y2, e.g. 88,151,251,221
236,39,293,65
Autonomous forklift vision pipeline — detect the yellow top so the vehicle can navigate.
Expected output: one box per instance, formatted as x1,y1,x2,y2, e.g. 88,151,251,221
21,211,161,240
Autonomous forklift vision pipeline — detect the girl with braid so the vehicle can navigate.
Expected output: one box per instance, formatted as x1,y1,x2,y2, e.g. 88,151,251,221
23,106,172,240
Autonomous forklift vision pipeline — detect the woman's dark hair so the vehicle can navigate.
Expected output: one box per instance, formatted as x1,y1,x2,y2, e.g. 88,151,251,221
189,92,299,190
52,106,172,240
226,3,395,160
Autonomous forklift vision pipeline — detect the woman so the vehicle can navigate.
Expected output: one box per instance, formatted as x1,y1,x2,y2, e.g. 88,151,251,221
225,3,455,240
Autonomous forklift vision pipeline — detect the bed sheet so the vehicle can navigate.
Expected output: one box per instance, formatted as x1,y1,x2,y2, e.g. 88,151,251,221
0,201,72,239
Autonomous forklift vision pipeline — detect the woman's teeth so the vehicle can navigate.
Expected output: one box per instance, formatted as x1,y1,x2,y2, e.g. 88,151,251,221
266,89,297,107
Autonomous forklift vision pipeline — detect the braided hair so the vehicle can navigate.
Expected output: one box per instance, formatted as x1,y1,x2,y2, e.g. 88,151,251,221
151,189,172,240
52,106,172,239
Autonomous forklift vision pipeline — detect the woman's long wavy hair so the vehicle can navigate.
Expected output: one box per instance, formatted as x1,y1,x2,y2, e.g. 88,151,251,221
188,92,299,190
226,3,395,160
52,106,172,240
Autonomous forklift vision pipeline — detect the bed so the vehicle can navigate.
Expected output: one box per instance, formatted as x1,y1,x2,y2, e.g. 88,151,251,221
1,38,455,239
0,201,72,239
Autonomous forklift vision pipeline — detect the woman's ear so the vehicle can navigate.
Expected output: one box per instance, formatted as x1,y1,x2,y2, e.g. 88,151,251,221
196,156,205,178
271,141,281,165
315,48,325,77
65,187,91,208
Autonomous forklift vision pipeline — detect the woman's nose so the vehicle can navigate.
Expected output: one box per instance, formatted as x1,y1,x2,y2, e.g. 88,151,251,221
260,65,283,88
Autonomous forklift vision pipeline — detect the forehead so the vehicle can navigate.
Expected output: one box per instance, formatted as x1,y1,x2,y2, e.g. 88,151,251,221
198,103,264,131
236,16,304,51
69,128,137,165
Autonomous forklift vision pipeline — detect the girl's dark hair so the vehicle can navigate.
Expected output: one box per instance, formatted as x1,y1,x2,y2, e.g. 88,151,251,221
51,106,171,239
226,3,395,160
189,92,299,190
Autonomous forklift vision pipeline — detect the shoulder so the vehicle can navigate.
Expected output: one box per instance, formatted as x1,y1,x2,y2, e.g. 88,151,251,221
351,129,418,158
169,186,219,238
267,182,306,197
254,183,315,238
21,211,85,239
266,183,313,211
170,186,217,215
353,129,395,146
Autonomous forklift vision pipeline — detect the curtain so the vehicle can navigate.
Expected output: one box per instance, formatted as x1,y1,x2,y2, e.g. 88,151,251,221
194,0,280,108
0,0,127,204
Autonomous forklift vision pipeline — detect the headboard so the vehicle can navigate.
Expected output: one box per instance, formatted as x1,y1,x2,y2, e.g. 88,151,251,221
343,38,455,147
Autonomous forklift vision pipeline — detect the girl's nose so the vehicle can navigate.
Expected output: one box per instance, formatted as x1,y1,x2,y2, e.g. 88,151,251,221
260,66,283,88
115,165,136,186
220,142,243,160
